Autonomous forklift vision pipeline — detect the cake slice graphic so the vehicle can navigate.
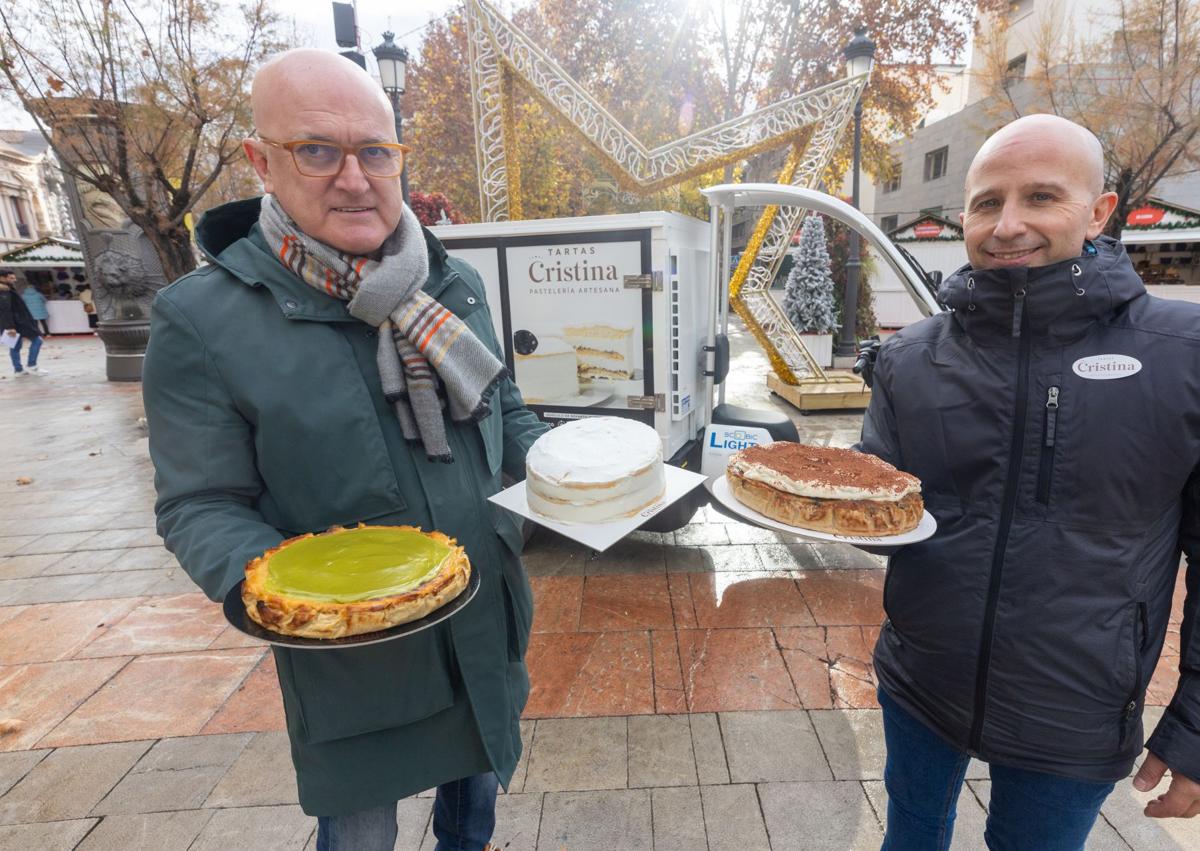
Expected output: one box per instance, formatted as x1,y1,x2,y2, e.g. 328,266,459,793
563,324,635,381
514,333,580,402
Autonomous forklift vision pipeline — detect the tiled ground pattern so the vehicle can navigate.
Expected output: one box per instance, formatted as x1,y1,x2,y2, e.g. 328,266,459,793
0,335,1193,850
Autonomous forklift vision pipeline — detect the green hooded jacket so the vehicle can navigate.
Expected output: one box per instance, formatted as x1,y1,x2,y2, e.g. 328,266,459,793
143,197,548,816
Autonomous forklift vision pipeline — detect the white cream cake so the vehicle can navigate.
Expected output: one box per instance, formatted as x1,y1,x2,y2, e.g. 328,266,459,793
562,324,636,381
526,417,666,523
516,336,579,403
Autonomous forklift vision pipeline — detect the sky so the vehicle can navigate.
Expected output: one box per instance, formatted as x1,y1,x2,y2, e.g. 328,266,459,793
288,0,466,68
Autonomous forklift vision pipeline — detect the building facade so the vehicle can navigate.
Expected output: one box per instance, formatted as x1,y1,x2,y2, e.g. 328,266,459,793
871,0,1198,275
0,129,75,255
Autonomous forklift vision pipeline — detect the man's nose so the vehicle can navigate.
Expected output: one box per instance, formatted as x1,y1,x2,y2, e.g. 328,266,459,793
991,204,1026,241
333,151,372,192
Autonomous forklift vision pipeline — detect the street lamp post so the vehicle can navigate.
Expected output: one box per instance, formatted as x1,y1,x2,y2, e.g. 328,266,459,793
372,31,410,204
836,27,876,359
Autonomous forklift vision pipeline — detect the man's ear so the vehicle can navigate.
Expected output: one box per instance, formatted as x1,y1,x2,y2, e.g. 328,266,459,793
1086,191,1119,239
243,138,274,193
958,210,965,225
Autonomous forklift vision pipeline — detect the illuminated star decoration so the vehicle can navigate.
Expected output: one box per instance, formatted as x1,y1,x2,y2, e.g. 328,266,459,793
465,0,867,383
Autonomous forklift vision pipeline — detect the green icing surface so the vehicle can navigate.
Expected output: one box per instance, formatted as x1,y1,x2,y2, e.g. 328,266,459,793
264,527,451,603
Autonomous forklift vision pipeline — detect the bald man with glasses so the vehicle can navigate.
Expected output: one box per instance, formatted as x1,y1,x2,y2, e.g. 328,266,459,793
143,49,548,851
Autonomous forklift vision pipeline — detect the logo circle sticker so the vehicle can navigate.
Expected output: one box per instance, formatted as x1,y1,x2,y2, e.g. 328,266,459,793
1072,354,1142,380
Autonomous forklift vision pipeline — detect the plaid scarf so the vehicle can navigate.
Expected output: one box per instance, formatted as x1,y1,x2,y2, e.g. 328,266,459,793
259,194,506,463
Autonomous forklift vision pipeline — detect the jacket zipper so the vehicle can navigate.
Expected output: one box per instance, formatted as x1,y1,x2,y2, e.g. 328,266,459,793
968,290,1032,754
1119,603,1148,747
1036,386,1059,504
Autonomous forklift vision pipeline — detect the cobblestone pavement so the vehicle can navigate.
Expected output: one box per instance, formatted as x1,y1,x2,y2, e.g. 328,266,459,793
0,332,1194,850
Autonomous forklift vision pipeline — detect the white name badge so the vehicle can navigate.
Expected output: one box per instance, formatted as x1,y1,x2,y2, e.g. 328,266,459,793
700,424,775,478
1072,354,1142,380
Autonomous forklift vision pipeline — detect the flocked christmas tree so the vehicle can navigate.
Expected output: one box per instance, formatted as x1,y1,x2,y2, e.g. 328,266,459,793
782,214,840,334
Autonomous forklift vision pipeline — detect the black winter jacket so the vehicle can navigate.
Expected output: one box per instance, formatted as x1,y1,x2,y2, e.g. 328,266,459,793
860,237,1200,783
0,288,39,339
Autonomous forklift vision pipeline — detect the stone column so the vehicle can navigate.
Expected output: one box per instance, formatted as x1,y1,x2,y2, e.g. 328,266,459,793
47,104,168,382
62,179,164,381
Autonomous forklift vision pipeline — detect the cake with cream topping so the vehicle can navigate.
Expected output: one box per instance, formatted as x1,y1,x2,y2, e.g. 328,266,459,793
526,417,665,523
726,443,922,535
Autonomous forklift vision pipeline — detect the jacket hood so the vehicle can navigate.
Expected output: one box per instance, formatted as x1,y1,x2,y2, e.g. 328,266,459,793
936,236,1145,344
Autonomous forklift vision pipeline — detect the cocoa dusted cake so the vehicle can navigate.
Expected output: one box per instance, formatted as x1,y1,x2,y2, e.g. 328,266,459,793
726,443,923,535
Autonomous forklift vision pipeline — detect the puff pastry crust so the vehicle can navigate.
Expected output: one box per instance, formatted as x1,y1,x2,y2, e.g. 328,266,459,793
241,525,471,639
726,469,924,536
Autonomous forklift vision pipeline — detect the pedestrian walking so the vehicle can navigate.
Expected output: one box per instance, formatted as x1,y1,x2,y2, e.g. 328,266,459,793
0,269,46,377
19,279,50,336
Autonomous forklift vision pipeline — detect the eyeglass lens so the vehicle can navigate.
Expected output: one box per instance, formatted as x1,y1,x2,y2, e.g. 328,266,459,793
292,143,403,177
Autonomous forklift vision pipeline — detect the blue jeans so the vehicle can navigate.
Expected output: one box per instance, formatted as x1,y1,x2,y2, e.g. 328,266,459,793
879,689,1115,851
316,772,498,851
9,335,40,372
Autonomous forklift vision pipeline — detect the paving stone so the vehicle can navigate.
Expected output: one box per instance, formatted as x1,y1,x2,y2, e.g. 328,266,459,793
810,708,886,780
688,713,730,784
0,537,40,559
537,789,651,851
204,731,298,807
505,719,535,795
0,818,97,851
41,649,261,747
650,786,706,851
970,780,1133,850
665,545,763,573
0,572,108,606
757,542,823,570
79,529,162,551
0,598,141,664
0,553,65,580
719,710,833,782
673,524,731,547
143,569,205,597
8,532,98,557
701,784,770,851
38,549,127,577
0,740,150,824
810,543,888,570
92,733,252,815
524,717,626,792
628,714,696,788
726,524,790,545
866,779,991,850
188,804,313,851
0,751,46,799
966,758,989,781
583,538,666,576
76,809,215,850
0,656,130,751
758,780,884,850
396,797,433,849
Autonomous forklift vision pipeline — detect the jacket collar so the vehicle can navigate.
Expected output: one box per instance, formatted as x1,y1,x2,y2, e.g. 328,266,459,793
936,237,1146,345
193,197,456,321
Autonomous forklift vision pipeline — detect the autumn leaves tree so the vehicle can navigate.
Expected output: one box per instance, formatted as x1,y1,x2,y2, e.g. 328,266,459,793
975,0,1200,237
0,0,282,280
407,0,1000,220
406,0,723,221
